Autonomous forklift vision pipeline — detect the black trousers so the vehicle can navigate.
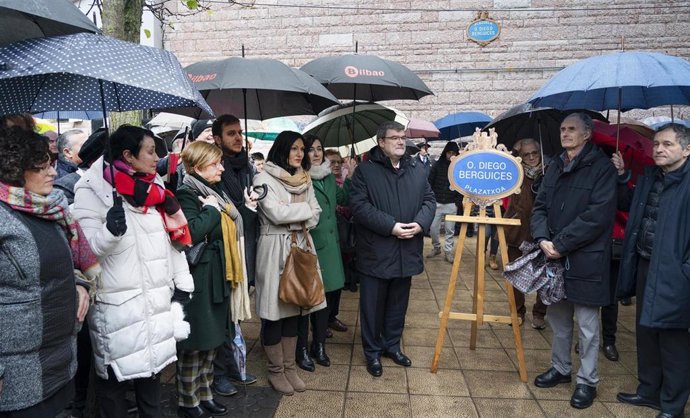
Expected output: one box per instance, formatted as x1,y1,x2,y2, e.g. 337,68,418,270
327,289,342,322
70,322,92,417
95,368,160,418
261,316,299,346
297,290,339,348
635,257,690,416
359,274,411,361
600,260,620,346
214,323,242,379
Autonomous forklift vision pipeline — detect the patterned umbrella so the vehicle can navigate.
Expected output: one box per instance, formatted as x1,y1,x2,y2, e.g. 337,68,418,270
0,33,212,116
0,0,99,47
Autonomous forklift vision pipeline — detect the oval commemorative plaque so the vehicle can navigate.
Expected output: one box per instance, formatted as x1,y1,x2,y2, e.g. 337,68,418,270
448,149,523,200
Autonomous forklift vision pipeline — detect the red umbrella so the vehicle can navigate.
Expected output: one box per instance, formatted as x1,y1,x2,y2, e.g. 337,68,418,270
592,120,654,180
405,118,440,139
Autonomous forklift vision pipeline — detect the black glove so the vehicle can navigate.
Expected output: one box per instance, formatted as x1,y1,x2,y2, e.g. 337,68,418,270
105,204,127,236
171,288,191,306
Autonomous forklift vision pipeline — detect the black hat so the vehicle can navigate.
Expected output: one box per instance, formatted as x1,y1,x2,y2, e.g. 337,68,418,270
417,142,430,149
77,127,108,168
190,119,213,141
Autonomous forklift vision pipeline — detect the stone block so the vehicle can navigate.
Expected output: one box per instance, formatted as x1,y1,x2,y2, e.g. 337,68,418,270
319,33,354,47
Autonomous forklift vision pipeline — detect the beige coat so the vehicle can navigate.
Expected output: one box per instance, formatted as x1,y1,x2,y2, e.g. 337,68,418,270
253,165,325,321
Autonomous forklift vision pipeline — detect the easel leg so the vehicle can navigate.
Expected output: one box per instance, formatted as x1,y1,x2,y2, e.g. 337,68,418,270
431,201,471,373
495,203,527,382
470,206,486,350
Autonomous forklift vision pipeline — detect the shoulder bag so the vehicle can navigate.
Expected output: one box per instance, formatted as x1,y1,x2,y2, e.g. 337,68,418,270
279,223,325,309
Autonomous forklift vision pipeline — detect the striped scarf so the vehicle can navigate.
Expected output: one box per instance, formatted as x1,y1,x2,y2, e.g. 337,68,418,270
0,181,100,280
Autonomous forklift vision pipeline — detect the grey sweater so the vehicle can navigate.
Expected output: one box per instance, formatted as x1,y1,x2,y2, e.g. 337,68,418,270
0,203,78,412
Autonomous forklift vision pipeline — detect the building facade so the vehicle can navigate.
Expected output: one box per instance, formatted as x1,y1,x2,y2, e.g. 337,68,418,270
163,0,690,122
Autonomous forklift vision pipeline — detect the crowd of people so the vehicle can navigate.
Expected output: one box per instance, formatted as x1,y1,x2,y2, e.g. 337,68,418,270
0,110,689,418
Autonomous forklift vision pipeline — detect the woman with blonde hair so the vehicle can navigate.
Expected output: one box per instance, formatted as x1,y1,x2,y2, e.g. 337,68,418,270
253,131,324,395
174,141,254,418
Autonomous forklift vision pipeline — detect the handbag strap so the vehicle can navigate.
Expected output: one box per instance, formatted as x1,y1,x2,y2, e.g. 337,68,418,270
289,222,312,251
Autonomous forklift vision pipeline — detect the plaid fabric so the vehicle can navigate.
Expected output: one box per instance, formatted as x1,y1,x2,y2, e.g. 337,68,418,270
176,349,217,407
0,181,100,280
503,241,565,306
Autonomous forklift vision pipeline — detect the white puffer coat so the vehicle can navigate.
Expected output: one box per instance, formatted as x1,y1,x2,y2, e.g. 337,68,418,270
72,157,194,381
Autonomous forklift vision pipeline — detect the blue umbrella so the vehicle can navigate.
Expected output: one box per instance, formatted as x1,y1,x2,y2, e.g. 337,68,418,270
33,110,103,120
528,51,690,111
434,111,492,141
0,32,212,116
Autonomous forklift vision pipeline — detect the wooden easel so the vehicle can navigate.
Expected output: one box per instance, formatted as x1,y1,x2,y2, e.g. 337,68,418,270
430,198,527,383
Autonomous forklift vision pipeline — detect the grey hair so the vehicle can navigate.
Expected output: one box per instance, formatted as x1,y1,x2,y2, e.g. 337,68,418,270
656,123,690,148
56,129,85,158
515,138,541,153
376,121,406,140
564,112,594,134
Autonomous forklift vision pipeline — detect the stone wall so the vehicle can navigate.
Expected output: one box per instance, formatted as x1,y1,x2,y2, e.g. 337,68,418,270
163,0,690,122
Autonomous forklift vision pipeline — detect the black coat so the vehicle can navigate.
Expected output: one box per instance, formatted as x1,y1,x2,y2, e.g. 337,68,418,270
617,160,690,328
350,146,436,279
428,157,461,204
531,142,617,306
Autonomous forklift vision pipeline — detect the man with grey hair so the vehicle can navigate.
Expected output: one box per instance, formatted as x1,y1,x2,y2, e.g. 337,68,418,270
350,121,436,377
613,123,690,418
530,112,617,409
56,129,88,179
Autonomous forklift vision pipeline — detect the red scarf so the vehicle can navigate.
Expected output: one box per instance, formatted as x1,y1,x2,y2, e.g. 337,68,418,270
104,160,192,248
0,181,100,280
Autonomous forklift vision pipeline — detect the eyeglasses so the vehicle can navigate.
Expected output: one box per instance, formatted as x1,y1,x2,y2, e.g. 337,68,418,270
521,151,540,159
29,162,52,172
382,136,407,142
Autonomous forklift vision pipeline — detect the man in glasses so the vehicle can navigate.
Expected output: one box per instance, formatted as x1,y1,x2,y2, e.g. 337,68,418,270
350,121,436,377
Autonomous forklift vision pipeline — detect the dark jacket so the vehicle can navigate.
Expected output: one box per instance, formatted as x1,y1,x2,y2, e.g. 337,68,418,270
56,158,78,179
350,146,436,279
0,203,77,412
414,154,432,177
531,142,617,306
617,160,690,328
505,175,537,250
427,155,461,205
54,171,81,205
175,185,230,351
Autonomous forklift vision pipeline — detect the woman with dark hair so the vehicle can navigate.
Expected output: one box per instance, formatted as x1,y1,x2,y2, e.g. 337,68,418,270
294,135,351,372
253,131,324,395
72,125,194,418
0,127,96,418
427,141,461,262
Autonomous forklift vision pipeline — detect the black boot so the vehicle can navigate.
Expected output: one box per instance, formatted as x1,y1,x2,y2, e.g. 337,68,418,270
177,406,211,418
310,342,331,367
295,346,315,372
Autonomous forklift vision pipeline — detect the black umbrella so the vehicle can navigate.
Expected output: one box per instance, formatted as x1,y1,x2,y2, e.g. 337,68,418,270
484,103,607,157
0,0,99,47
300,53,433,101
0,32,212,199
183,57,340,120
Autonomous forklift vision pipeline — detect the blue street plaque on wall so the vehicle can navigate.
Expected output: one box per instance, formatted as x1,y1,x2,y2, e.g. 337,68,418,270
448,150,523,200
467,11,500,46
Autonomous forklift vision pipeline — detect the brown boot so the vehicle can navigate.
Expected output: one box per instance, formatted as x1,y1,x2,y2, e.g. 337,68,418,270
281,337,306,392
263,343,294,395
488,255,499,270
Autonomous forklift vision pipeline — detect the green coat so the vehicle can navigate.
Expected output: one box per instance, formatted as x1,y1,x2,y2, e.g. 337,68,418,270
175,186,230,351
311,174,349,292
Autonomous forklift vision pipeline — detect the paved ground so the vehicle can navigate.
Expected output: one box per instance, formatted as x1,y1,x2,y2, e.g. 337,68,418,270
69,236,688,417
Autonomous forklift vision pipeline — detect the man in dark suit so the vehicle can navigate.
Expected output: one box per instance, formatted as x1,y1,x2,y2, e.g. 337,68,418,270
614,124,690,418
350,121,436,377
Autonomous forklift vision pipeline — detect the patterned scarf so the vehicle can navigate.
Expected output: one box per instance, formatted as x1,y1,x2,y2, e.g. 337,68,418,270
0,181,100,280
104,160,192,249
523,163,543,180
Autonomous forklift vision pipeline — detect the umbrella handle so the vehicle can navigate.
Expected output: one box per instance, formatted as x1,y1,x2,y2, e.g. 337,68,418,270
247,184,268,201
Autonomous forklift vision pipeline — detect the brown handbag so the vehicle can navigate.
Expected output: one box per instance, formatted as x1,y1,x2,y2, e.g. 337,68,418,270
279,224,325,309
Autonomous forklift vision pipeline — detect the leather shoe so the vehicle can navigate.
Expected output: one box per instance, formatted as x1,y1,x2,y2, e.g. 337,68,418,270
534,367,571,388
328,318,348,332
210,376,238,397
177,406,211,418
383,351,412,367
603,344,619,361
296,346,315,372
366,358,383,377
200,399,228,416
570,384,597,409
310,342,331,367
616,392,660,410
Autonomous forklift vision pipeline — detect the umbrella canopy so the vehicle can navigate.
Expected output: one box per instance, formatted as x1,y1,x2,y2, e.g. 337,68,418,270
528,51,690,111
405,118,440,139
0,33,212,116
434,111,492,141
0,0,99,48
182,58,339,119
302,103,408,149
246,117,301,141
485,103,606,156
147,112,195,131
33,110,103,120
300,54,433,101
